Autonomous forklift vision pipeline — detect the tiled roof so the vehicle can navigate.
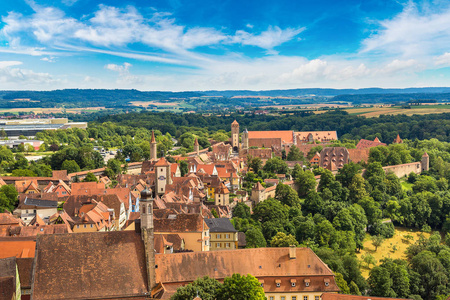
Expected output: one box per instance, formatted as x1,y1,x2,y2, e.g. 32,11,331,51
17,257,33,289
155,247,335,284
321,294,412,300
0,237,36,258
296,131,337,142
356,138,386,149
204,218,237,233
348,148,370,163
0,212,23,226
32,231,148,300
18,197,58,209
154,213,207,232
155,157,170,167
248,131,294,144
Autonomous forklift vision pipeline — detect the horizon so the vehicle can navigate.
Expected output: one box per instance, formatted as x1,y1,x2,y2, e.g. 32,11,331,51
1,0,450,91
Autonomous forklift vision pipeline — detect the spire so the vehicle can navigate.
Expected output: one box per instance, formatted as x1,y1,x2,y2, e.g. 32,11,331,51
374,137,381,143
151,130,156,144
194,138,199,146
422,152,429,157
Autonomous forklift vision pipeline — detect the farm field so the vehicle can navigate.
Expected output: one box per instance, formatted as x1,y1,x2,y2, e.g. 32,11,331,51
0,107,107,114
356,227,431,278
340,105,450,117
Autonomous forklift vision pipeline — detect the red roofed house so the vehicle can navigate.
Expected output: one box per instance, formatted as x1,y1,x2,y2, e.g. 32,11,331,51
356,137,386,149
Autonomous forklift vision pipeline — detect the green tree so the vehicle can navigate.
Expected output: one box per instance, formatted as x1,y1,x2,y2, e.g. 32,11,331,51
61,160,81,173
349,281,361,295
368,266,396,297
371,235,385,251
263,157,288,174
295,168,317,197
245,227,267,248
270,232,299,247
171,276,221,300
275,184,301,207
335,272,350,294
287,145,304,161
248,156,263,173
11,169,36,177
0,185,18,213
83,172,98,182
217,274,266,300
180,160,189,177
107,159,122,175
336,162,362,188
232,202,251,219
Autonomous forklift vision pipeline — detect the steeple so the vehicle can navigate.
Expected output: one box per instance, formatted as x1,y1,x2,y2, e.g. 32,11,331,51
194,138,199,156
150,130,157,160
140,188,156,291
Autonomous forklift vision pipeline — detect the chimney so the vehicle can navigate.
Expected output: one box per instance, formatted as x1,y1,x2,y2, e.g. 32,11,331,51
289,245,296,259
140,188,156,291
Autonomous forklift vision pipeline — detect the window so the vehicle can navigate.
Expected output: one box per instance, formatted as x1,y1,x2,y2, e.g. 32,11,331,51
281,297,285,300
291,282,296,287
276,283,281,287
34,210,36,213
305,282,309,287
217,243,221,248
225,234,230,239
90,224,93,228
315,297,320,300
84,224,86,228
160,188,163,192
325,282,329,287
62,191,67,195
269,297,274,300
292,297,297,300
303,297,308,300
226,243,230,248
217,234,221,239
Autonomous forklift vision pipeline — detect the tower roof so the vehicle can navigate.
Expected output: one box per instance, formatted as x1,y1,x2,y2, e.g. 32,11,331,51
422,152,429,157
373,137,381,143
194,138,199,146
253,182,265,191
151,130,156,143
231,120,239,127
155,157,170,167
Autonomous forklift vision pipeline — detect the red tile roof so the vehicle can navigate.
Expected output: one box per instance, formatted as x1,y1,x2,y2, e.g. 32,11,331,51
248,131,294,144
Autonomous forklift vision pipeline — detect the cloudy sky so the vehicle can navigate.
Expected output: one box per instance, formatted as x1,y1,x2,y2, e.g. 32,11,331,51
0,0,450,90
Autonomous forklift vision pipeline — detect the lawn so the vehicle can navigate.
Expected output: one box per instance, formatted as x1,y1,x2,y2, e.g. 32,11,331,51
356,227,431,278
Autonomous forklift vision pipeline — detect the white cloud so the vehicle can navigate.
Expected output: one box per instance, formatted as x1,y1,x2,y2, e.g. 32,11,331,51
435,53,450,67
40,56,56,62
361,2,450,58
0,60,58,87
232,26,305,49
0,61,23,68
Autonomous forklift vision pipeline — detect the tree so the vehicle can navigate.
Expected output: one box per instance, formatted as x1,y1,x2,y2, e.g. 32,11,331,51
263,157,288,174
83,172,98,182
295,169,317,197
211,208,219,218
270,232,299,247
61,160,81,173
336,162,362,188
287,145,304,161
245,227,267,248
371,235,385,251
217,274,266,300
335,273,350,294
180,160,188,177
349,281,361,295
0,185,18,213
361,253,377,269
247,156,262,173
171,276,221,300
107,159,122,175
275,184,301,207
368,266,396,297
232,202,251,219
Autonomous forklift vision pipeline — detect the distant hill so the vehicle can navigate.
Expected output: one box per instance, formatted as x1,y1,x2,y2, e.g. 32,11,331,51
0,87,450,109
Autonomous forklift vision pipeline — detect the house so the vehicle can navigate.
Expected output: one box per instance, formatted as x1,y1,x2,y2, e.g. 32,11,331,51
43,180,71,197
319,147,349,171
0,237,36,259
214,182,230,206
30,189,340,300
296,131,338,144
0,257,21,300
15,197,58,225
154,213,210,252
15,180,40,195
321,294,412,300
71,200,115,233
356,137,386,149
204,218,238,251
310,152,321,166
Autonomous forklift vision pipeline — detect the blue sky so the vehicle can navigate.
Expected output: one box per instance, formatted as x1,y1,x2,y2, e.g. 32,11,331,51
0,0,450,90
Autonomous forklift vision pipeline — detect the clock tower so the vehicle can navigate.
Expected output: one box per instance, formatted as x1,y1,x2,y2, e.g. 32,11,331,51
154,157,171,196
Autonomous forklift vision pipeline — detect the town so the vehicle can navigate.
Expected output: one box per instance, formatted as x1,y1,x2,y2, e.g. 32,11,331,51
1,114,446,300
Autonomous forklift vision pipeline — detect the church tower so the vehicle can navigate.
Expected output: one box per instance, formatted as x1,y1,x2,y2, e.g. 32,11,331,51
194,138,200,156
422,152,429,172
140,189,156,291
243,128,249,150
150,130,157,161
155,157,171,196
231,120,239,152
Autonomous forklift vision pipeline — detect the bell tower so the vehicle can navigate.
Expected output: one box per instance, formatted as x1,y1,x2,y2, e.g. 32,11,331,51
231,120,239,152
140,189,156,291
150,130,157,161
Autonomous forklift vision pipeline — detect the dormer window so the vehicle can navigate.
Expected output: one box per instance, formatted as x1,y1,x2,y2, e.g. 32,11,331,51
275,279,281,287
304,279,310,287
324,278,330,287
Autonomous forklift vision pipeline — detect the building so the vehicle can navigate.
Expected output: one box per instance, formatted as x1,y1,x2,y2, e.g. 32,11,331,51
204,218,238,251
321,294,412,300
0,118,87,138
319,147,349,171
15,197,58,225
0,257,21,300
356,137,386,149
30,189,340,300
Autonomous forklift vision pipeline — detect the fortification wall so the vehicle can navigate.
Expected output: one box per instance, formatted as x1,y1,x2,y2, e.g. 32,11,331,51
382,162,422,178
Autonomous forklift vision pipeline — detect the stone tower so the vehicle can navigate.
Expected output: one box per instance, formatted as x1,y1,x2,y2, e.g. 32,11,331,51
139,188,156,291
150,130,157,161
422,152,429,172
194,138,199,156
242,128,249,150
231,120,239,152
155,157,171,196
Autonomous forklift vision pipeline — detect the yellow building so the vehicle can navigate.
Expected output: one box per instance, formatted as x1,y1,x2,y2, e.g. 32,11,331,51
205,218,238,250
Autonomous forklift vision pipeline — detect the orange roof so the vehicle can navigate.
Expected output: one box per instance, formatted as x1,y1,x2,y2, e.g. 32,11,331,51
423,152,429,157
194,138,199,146
155,157,170,167
297,131,337,142
0,239,36,258
231,120,239,126
151,130,156,143
321,294,412,300
254,182,265,191
248,131,294,144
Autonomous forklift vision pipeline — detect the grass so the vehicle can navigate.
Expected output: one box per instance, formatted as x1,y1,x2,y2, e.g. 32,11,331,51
356,227,430,278
335,105,450,118
401,180,413,191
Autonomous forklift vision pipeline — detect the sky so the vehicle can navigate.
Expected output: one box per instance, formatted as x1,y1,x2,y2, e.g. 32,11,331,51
0,0,450,91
